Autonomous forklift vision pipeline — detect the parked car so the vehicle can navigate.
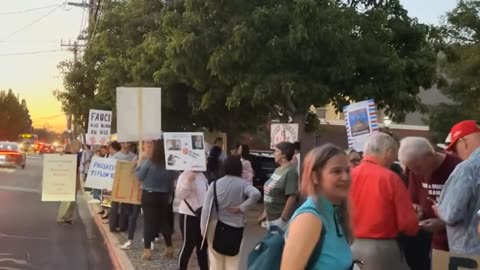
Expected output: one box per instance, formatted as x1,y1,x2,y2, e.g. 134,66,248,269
0,142,26,169
249,150,278,199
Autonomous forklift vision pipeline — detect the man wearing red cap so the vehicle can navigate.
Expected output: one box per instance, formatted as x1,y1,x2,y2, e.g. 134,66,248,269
436,120,480,255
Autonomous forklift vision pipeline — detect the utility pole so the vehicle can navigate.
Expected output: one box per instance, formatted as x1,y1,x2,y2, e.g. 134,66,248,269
61,0,99,143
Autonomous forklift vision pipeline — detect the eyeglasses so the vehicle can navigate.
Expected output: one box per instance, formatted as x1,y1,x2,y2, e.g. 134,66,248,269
349,158,361,164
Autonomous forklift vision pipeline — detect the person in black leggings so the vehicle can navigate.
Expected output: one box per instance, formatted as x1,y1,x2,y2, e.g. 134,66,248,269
175,171,209,270
135,140,176,260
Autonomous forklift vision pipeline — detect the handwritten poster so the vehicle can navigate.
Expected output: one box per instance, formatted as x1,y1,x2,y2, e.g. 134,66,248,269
116,87,162,142
343,99,379,151
86,109,112,146
432,249,480,270
84,157,116,190
41,154,77,202
163,132,207,171
270,123,299,149
111,160,142,205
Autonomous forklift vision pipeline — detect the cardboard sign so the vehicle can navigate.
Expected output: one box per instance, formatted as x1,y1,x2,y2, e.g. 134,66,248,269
163,132,207,171
116,87,162,142
111,160,142,205
432,249,480,270
86,109,112,146
270,123,299,149
343,99,379,151
41,154,77,202
84,157,116,190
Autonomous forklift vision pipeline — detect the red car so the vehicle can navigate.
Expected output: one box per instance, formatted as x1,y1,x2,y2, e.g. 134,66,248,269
0,142,26,169
36,142,55,154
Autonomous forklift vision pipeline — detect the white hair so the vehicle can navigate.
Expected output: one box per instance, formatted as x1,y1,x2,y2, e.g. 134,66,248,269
363,133,398,156
398,136,435,165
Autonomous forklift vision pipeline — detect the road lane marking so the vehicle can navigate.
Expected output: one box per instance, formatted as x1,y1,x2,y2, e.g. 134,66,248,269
0,185,39,194
0,233,48,241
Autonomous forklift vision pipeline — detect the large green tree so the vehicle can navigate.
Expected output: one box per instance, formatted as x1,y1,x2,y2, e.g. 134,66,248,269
0,89,33,140
57,0,439,144
428,0,480,143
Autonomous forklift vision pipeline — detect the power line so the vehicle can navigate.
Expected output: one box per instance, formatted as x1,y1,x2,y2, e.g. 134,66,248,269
1,5,61,42
0,4,60,15
0,49,63,56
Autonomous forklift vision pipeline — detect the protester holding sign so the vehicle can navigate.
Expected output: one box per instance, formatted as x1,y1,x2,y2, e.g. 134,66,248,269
436,120,480,255
136,140,176,260
398,137,461,269
175,170,209,270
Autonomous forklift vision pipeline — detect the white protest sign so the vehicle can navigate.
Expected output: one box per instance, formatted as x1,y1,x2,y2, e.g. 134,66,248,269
116,87,162,142
163,132,207,171
270,123,299,149
86,109,112,146
84,157,116,190
343,99,379,151
42,154,77,202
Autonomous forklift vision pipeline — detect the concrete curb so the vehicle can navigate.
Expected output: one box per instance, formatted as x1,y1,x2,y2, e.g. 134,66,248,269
81,194,135,270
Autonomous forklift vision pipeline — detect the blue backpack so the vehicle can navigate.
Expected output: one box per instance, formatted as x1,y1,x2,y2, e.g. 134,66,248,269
247,224,325,270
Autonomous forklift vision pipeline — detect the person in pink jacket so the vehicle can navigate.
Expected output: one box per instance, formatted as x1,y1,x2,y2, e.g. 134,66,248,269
238,144,254,185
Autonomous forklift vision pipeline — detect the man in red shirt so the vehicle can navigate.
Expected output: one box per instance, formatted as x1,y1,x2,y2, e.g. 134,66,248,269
350,133,419,270
398,137,461,269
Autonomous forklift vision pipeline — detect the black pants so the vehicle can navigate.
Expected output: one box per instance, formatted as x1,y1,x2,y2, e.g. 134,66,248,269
398,230,432,270
142,191,172,249
178,214,208,270
109,202,129,232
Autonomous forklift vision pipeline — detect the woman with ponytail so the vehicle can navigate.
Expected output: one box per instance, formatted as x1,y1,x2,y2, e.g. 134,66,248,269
281,144,354,270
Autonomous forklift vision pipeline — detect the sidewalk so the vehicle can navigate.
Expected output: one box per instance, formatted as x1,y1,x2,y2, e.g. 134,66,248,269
83,192,265,270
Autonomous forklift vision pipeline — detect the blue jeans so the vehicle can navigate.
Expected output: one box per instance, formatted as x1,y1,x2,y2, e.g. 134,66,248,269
123,204,141,240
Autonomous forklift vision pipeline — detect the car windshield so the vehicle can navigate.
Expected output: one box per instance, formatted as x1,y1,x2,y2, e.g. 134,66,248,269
0,143,18,151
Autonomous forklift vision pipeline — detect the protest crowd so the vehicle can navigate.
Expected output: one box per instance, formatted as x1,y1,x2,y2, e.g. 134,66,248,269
53,116,480,270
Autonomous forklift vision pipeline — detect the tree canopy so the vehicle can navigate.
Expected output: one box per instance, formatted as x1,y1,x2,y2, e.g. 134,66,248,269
427,0,480,143
56,0,439,142
0,89,33,140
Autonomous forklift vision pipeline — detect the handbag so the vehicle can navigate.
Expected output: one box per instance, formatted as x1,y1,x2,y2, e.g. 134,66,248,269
212,179,244,256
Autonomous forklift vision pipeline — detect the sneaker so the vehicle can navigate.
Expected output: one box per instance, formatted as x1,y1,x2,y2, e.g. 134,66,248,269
120,240,132,250
88,199,100,204
141,239,155,251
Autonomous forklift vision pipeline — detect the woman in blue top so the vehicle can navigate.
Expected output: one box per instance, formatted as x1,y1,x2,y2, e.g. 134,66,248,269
282,144,353,270
136,140,176,260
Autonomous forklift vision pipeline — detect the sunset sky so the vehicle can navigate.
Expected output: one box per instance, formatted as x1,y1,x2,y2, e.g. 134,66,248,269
0,0,457,133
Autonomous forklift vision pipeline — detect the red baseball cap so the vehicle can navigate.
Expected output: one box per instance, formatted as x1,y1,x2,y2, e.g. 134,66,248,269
446,120,480,151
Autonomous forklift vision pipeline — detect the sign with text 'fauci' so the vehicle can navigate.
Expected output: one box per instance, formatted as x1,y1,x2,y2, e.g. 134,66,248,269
111,160,142,205
42,154,77,202
270,123,299,149
343,99,379,152
116,87,162,142
432,249,480,270
86,109,112,146
164,132,207,171
84,157,116,190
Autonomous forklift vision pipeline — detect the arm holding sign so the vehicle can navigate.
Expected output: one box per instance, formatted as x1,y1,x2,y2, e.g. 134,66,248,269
175,171,196,201
437,166,474,225
135,160,151,182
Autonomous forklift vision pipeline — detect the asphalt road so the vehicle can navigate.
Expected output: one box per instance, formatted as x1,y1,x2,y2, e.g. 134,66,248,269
0,156,113,270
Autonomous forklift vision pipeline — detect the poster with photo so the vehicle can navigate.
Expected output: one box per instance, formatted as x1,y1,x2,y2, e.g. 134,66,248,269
343,99,378,151
163,132,207,171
